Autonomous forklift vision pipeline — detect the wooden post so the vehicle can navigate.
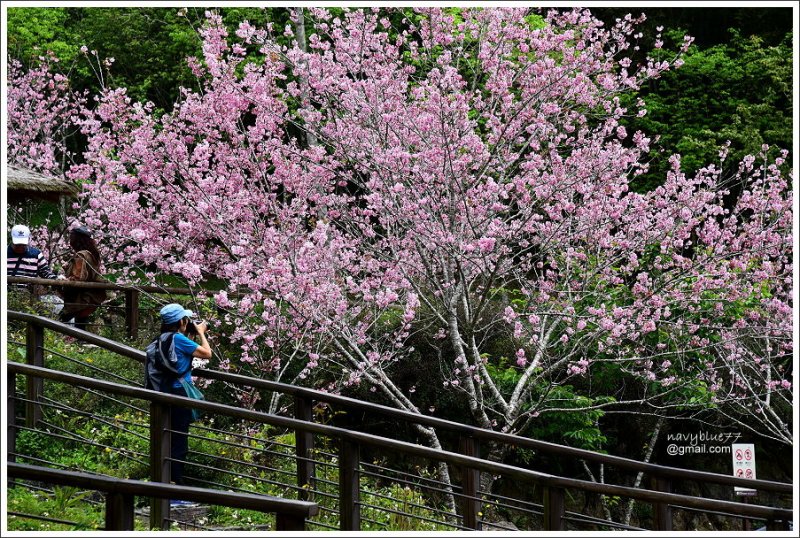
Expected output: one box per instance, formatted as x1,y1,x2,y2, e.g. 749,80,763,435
276,513,307,531
105,492,135,530
149,401,171,530
543,486,565,530
459,436,481,529
339,439,360,531
651,476,673,531
25,323,44,427
294,395,315,500
125,290,140,340
8,371,17,463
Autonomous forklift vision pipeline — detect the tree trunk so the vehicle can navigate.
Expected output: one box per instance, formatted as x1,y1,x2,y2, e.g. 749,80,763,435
293,7,318,148
623,416,665,526
414,424,458,516
474,441,509,522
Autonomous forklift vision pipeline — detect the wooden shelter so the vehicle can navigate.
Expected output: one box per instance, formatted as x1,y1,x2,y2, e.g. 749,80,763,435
5,164,79,204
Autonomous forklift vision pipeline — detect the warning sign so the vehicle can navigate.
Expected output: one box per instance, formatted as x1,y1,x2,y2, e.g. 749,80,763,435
732,443,756,496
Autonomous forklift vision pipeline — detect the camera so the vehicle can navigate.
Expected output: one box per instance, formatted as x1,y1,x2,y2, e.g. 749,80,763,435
186,319,208,336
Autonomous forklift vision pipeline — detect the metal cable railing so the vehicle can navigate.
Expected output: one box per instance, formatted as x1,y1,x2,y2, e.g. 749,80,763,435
37,419,148,460
358,485,457,520
189,437,297,472
44,345,142,386
361,459,464,491
36,397,150,441
7,374,792,528
358,500,464,530
182,458,302,495
668,503,770,524
562,510,647,531
358,472,465,524
7,511,88,529
12,311,793,487
190,447,297,480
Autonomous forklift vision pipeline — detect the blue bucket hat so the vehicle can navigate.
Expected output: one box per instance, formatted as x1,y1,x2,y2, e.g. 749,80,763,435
160,303,195,325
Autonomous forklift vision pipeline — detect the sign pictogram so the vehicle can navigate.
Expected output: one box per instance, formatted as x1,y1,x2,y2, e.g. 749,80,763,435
732,443,757,496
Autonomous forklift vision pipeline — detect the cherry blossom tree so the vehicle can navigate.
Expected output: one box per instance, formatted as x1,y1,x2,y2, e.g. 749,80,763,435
7,55,85,176
59,7,792,495
7,55,91,268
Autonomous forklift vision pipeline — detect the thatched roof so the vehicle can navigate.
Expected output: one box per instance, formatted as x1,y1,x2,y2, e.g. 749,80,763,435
6,164,79,201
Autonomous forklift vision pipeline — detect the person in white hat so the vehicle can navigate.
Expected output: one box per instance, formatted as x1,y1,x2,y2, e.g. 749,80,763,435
7,224,59,286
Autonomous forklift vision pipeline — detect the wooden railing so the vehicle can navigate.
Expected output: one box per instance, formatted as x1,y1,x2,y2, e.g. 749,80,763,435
8,359,793,531
8,275,201,339
7,462,319,531
6,310,794,531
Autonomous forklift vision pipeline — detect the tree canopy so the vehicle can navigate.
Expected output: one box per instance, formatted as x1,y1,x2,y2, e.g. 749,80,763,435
5,7,794,497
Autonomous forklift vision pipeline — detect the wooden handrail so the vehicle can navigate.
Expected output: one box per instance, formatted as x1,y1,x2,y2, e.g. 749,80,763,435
7,462,318,516
7,310,793,495
9,311,144,361
197,369,794,494
8,277,235,338
8,462,318,531
7,361,793,523
8,275,195,295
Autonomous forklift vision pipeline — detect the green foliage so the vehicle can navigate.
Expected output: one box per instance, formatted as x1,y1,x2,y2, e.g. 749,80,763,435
205,505,275,529
15,429,63,464
75,9,194,106
15,408,150,479
485,354,524,393
627,28,792,192
5,7,294,113
7,7,77,64
524,12,546,30
6,486,104,531
51,486,93,512
668,378,715,410
529,385,613,452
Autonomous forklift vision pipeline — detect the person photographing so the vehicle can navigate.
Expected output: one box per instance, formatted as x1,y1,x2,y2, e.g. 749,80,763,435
145,303,211,488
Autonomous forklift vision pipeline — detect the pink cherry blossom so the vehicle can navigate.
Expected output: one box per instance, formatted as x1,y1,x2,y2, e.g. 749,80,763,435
10,8,789,446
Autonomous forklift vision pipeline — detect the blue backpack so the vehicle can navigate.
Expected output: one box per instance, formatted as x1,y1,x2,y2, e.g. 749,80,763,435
144,332,189,392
